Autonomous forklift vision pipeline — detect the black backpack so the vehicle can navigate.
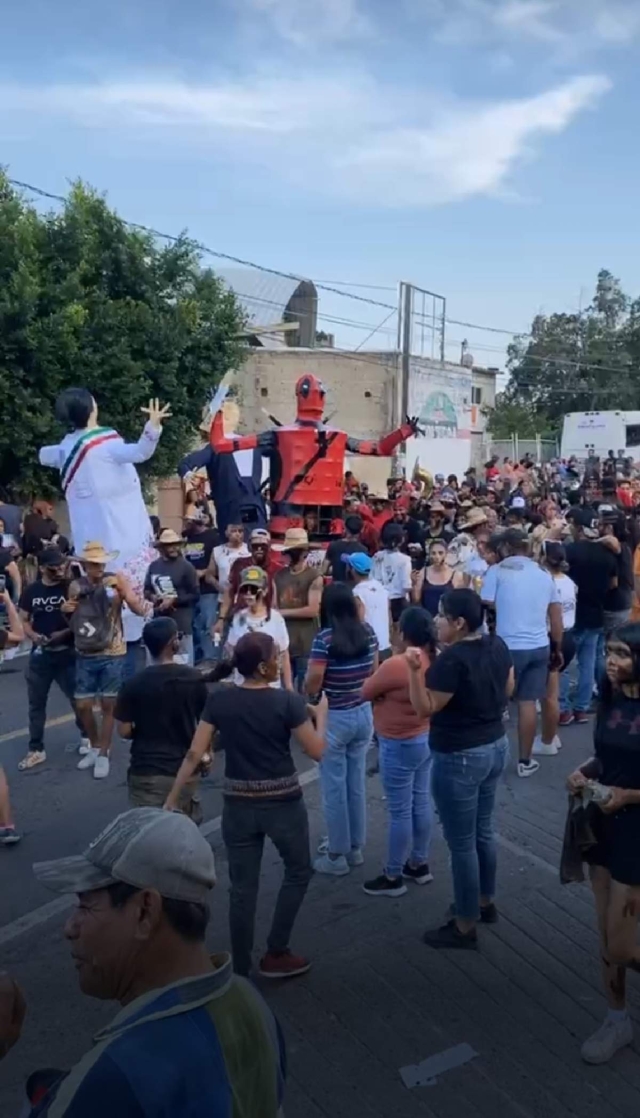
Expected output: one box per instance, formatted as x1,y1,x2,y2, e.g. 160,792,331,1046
70,577,117,654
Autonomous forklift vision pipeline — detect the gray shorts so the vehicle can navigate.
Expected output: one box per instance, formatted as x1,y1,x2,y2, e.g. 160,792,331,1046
511,646,549,702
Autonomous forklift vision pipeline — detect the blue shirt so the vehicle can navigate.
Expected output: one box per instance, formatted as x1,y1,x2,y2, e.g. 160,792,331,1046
481,557,559,652
310,625,378,709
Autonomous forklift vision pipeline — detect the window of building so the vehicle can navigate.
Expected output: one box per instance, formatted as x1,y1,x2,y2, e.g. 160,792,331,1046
471,386,483,405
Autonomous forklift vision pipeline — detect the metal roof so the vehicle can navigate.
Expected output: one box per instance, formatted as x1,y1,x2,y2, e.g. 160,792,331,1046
216,267,318,349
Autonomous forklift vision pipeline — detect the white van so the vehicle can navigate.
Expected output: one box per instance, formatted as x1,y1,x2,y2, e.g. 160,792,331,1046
561,411,640,460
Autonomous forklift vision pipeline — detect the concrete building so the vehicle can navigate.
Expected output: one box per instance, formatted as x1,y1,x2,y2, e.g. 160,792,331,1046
469,365,499,469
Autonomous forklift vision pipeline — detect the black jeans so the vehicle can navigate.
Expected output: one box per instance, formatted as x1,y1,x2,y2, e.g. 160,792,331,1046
26,649,81,752
222,797,313,976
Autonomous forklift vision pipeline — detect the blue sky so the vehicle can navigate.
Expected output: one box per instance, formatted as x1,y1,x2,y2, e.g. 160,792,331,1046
2,0,640,366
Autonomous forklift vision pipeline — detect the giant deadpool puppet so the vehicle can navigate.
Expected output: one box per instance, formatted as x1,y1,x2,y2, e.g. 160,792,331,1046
209,374,422,543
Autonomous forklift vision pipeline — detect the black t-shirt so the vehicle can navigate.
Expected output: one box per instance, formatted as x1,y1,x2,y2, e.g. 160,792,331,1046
426,635,512,752
183,529,220,595
604,544,633,613
565,541,618,629
202,685,308,800
114,664,208,777
595,692,640,789
325,539,369,583
19,579,72,645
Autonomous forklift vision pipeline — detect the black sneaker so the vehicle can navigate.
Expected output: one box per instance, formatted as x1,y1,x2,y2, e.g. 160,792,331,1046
422,919,478,951
447,902,498,925
363,874,407,898
403,862,434,885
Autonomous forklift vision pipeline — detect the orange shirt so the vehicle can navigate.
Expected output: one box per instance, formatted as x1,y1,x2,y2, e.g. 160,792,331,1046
361,650,431,740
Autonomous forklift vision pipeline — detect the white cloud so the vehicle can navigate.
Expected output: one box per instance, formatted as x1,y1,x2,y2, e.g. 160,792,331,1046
417,0,640,51
240,0,368,45
339,74,611,205
2,71,611,208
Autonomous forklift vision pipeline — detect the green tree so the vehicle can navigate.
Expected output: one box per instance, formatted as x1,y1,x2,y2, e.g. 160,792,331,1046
0,175,245,498
489,270,639,437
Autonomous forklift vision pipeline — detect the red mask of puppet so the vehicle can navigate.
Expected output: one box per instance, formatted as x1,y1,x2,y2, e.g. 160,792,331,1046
295,374,326,423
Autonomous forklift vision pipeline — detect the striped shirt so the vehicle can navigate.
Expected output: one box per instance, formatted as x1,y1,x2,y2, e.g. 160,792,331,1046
309,625,378,709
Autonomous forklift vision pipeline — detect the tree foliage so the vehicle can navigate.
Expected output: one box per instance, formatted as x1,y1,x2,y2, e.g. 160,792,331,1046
0,174,246,498
488,270,640,438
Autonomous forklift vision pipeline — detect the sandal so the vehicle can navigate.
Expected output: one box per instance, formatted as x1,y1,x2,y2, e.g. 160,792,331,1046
18,750,46,771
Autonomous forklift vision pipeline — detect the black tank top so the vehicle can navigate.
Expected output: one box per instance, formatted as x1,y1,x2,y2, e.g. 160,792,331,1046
421,573,453,618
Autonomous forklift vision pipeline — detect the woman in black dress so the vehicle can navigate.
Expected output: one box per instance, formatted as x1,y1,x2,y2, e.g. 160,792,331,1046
567,622,640,1065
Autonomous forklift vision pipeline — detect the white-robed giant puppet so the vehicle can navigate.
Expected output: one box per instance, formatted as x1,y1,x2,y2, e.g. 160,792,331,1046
39,389,171,639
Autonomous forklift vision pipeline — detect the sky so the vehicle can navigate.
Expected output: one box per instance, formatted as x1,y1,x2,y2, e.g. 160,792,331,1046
1,0,640,368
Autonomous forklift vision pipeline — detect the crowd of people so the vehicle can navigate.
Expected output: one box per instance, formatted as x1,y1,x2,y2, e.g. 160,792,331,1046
4,443,640,1111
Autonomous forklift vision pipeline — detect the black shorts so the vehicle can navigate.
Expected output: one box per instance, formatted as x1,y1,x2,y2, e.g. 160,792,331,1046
584,805,640,886
389,598,406,623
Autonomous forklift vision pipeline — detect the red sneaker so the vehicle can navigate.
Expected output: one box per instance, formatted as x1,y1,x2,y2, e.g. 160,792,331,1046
558,711,575,726
258,950,311,980
573,710,592,725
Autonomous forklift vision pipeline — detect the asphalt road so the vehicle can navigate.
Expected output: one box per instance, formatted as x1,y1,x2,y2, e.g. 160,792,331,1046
0,656,602,1117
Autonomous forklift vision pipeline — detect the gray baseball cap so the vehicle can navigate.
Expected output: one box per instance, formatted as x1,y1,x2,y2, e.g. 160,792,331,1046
33,808,216,903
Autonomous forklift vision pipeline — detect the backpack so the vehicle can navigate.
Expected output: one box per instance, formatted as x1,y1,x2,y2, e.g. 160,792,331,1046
70,577,118,654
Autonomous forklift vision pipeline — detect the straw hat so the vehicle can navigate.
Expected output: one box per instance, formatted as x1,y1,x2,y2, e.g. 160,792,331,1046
157,528,184,546
78,541,119,565
282,527,310,551
458,507,488,531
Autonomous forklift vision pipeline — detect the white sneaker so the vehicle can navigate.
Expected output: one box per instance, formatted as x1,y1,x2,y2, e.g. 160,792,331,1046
78,738,91,756
313,853,350,877
532,735,560,757
581,1015,633,1064
347,848,364,867
93,755,110,780
77,748,98,771
517,759,540,779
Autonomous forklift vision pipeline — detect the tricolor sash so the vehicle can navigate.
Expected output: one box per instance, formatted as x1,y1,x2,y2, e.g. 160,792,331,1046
60,427,120,493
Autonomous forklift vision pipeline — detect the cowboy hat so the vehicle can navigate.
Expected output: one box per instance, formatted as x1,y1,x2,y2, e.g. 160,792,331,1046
78,541,119,565
428,501,446,515
458,507,488,531
282,527,309,551
157,528,184,546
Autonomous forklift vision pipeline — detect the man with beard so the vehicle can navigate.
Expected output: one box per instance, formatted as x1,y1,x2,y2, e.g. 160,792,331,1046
18,546,86,770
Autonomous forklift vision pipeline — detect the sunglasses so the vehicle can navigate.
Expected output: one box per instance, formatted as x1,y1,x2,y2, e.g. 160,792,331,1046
242,586,262,597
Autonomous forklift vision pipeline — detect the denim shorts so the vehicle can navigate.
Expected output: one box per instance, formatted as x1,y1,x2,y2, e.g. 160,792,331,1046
511,646,549,701
75,654,125,700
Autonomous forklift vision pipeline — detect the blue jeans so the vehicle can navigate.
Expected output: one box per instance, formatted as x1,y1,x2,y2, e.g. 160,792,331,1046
379,733,432,878
431,737,508,922
559,627,601,713
193,595,218,663
320,704,373,856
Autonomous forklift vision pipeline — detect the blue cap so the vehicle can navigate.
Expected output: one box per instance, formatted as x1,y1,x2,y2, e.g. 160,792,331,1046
342,552,372,575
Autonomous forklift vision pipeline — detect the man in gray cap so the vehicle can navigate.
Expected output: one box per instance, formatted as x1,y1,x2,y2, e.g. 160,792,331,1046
13,808,286,1116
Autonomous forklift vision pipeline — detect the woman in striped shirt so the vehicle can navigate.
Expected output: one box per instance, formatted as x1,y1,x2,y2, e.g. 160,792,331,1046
305,583,378,876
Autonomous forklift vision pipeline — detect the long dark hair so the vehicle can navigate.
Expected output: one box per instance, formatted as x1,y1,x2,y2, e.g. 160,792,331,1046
320,582,369,660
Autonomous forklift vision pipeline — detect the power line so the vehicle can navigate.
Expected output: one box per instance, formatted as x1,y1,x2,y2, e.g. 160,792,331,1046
7,176,531,341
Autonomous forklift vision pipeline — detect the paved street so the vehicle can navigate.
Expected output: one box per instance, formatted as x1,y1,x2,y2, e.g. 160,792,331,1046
3,661,640,1117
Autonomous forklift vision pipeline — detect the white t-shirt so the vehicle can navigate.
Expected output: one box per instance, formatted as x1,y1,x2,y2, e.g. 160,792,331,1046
226,607,289,688
213,543,250,592
372,550,412,600
354,578,391,652
482,556,560,651
554,573,577,632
